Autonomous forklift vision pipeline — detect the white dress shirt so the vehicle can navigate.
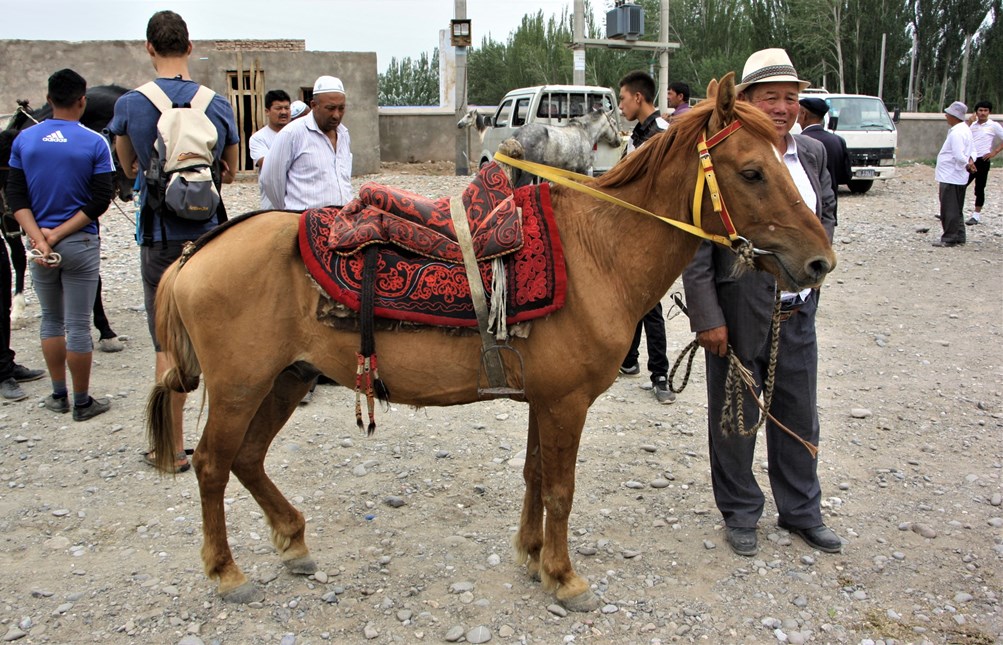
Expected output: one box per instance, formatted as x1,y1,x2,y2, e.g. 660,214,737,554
936,122,975,185
780,134,816,302
260,114,354,210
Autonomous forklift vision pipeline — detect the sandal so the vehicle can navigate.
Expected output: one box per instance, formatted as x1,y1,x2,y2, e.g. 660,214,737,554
143,449,192,473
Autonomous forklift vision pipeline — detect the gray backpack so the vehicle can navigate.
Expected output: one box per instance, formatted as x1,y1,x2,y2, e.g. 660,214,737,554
136,82,224,244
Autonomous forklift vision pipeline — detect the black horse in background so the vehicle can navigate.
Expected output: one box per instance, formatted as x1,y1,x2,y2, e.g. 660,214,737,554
1,84,131,347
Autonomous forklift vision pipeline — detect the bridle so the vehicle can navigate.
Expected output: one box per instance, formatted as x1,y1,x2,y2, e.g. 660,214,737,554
493,119,775,257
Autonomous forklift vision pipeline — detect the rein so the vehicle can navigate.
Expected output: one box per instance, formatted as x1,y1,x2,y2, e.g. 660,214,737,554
494,118,775,258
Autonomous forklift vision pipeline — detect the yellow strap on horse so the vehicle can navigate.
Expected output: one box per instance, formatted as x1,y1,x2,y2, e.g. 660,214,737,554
493,152,735,248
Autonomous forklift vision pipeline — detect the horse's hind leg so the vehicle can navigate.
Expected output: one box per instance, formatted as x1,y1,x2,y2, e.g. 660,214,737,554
230,364,318,576
194,405,264,604
515,407,544,580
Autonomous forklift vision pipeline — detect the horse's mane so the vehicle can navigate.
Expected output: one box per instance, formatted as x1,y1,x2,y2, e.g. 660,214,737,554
592,98,779,196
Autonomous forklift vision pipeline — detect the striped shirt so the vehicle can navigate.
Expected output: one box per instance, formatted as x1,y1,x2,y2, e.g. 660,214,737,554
260,114,353,210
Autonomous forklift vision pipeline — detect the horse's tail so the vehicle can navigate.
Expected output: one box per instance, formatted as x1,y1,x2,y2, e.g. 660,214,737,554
145,259,202,475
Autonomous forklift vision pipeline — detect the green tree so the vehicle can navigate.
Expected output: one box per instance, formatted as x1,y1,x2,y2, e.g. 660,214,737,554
378,50,439,106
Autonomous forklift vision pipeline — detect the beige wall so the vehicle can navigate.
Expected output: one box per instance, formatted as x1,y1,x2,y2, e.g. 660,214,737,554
0,40,379,174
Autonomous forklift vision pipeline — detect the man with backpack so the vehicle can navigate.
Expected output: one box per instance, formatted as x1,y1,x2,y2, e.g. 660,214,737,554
109,9,239,473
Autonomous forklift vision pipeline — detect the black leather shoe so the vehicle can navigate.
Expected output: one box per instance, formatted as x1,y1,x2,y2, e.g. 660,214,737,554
725,526,758,556
781,524,843,553
12,364,45,382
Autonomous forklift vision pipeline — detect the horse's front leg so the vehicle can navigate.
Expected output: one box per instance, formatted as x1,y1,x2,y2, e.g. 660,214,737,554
230,367,317,576
515,407,544,580
534,397,600,612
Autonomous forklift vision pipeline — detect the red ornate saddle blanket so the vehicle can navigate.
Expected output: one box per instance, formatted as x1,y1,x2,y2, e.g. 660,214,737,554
298,168,567,328
329,162,523,262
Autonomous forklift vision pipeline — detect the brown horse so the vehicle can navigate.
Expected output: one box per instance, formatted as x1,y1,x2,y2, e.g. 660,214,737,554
146,74,835,609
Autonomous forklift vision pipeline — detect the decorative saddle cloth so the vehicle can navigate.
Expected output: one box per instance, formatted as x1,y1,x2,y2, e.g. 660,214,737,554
298,163,567,328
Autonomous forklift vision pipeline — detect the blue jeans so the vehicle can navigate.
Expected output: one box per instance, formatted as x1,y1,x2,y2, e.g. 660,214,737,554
30,231,101,353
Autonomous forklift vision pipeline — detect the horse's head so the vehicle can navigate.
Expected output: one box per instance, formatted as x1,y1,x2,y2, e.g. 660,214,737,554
593,72,835,291
578,109,622,148
457,109,475,129
695,73,835,289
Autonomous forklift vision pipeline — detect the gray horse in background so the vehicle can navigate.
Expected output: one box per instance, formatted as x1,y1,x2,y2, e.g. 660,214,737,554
502,109,622,187
457,108,489,143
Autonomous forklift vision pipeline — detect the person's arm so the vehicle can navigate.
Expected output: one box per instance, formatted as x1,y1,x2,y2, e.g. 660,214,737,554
220,143,238,184
682,241,728,357
116,134,138,179
249,133,268,169
5,167,52,262
815,146,836,241
985,122,1003,160
46,172,114,245
259,132,293,209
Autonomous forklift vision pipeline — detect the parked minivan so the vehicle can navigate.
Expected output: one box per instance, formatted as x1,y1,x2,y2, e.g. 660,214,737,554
797,89,898,194
478,85,626,174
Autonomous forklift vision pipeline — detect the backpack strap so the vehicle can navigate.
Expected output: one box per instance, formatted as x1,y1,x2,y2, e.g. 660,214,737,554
135,81,173,114
189,86,216,114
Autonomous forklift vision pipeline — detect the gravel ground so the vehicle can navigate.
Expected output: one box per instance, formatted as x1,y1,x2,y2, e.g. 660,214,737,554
1,163,1000,644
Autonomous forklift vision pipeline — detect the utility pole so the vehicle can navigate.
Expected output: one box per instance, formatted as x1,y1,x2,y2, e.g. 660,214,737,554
454,0,468,175
573,0,586,85
658,0,669,113
959,33,971,105
571,0,678,107
906,30,917,112
878,33,886,100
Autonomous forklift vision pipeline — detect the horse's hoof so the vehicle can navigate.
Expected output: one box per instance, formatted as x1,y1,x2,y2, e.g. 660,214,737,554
560,589,601,612
220,581,264,604
283,556,317,575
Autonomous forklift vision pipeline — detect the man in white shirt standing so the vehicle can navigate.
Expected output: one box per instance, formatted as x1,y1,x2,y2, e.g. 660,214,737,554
965,100,1003,225
260,76,353,211
249,89,291,209
933,101,976,247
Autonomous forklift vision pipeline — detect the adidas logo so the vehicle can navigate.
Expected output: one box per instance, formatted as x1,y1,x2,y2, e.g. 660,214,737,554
42,130,68,143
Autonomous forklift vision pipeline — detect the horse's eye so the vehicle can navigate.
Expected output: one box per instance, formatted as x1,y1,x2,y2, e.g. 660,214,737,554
740,169,763,182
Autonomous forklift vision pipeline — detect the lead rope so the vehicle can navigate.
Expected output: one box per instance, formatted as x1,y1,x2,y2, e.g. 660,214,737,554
668,290,818,459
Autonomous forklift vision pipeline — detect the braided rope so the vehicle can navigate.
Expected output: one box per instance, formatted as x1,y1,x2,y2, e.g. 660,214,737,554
720,291,818,458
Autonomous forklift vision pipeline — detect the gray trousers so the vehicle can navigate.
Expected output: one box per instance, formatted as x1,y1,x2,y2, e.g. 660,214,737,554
704,294,822,530
30,231,101,353
939,182,967,244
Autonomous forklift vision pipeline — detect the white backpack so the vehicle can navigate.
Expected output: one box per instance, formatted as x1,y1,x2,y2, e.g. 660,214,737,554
136,82,222,242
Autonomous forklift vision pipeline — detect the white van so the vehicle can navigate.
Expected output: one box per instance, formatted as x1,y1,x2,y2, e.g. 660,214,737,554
478,85,625,174
798,90,898,194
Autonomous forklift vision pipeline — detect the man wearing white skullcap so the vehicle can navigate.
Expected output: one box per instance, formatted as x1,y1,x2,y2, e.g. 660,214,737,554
261,75,353,210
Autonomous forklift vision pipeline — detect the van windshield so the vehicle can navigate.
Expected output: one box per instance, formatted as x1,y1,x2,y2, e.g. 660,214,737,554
829,97,894,131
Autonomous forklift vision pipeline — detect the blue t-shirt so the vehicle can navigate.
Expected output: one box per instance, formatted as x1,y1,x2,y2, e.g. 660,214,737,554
9,119,114,235
108,78,239,243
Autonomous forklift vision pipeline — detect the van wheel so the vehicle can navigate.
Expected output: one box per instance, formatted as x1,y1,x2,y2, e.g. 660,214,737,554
847,180,873,194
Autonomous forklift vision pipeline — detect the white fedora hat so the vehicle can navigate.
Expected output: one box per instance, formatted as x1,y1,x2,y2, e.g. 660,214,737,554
735,48,810,93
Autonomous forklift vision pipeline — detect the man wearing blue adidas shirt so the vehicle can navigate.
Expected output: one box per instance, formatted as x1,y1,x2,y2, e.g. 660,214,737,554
7,68,114,420
109,10,239,472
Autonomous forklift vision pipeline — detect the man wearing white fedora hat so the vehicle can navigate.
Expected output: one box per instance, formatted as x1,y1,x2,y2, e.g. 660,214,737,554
261,75,354,211
684,48,841,557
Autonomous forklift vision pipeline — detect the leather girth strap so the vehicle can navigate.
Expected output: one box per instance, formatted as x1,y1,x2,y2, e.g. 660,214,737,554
449,196,507,389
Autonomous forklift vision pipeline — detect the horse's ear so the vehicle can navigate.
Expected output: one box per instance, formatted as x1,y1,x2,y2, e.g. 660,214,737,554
706,78,719,101
710,72,737,129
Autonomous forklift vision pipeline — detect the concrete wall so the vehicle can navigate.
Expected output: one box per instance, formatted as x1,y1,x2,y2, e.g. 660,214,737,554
380,107,492,166
375,109,1003,165
0,40,379,174
896,113,1003,161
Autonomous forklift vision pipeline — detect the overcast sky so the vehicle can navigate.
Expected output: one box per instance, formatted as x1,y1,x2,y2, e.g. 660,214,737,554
2,0,608,72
